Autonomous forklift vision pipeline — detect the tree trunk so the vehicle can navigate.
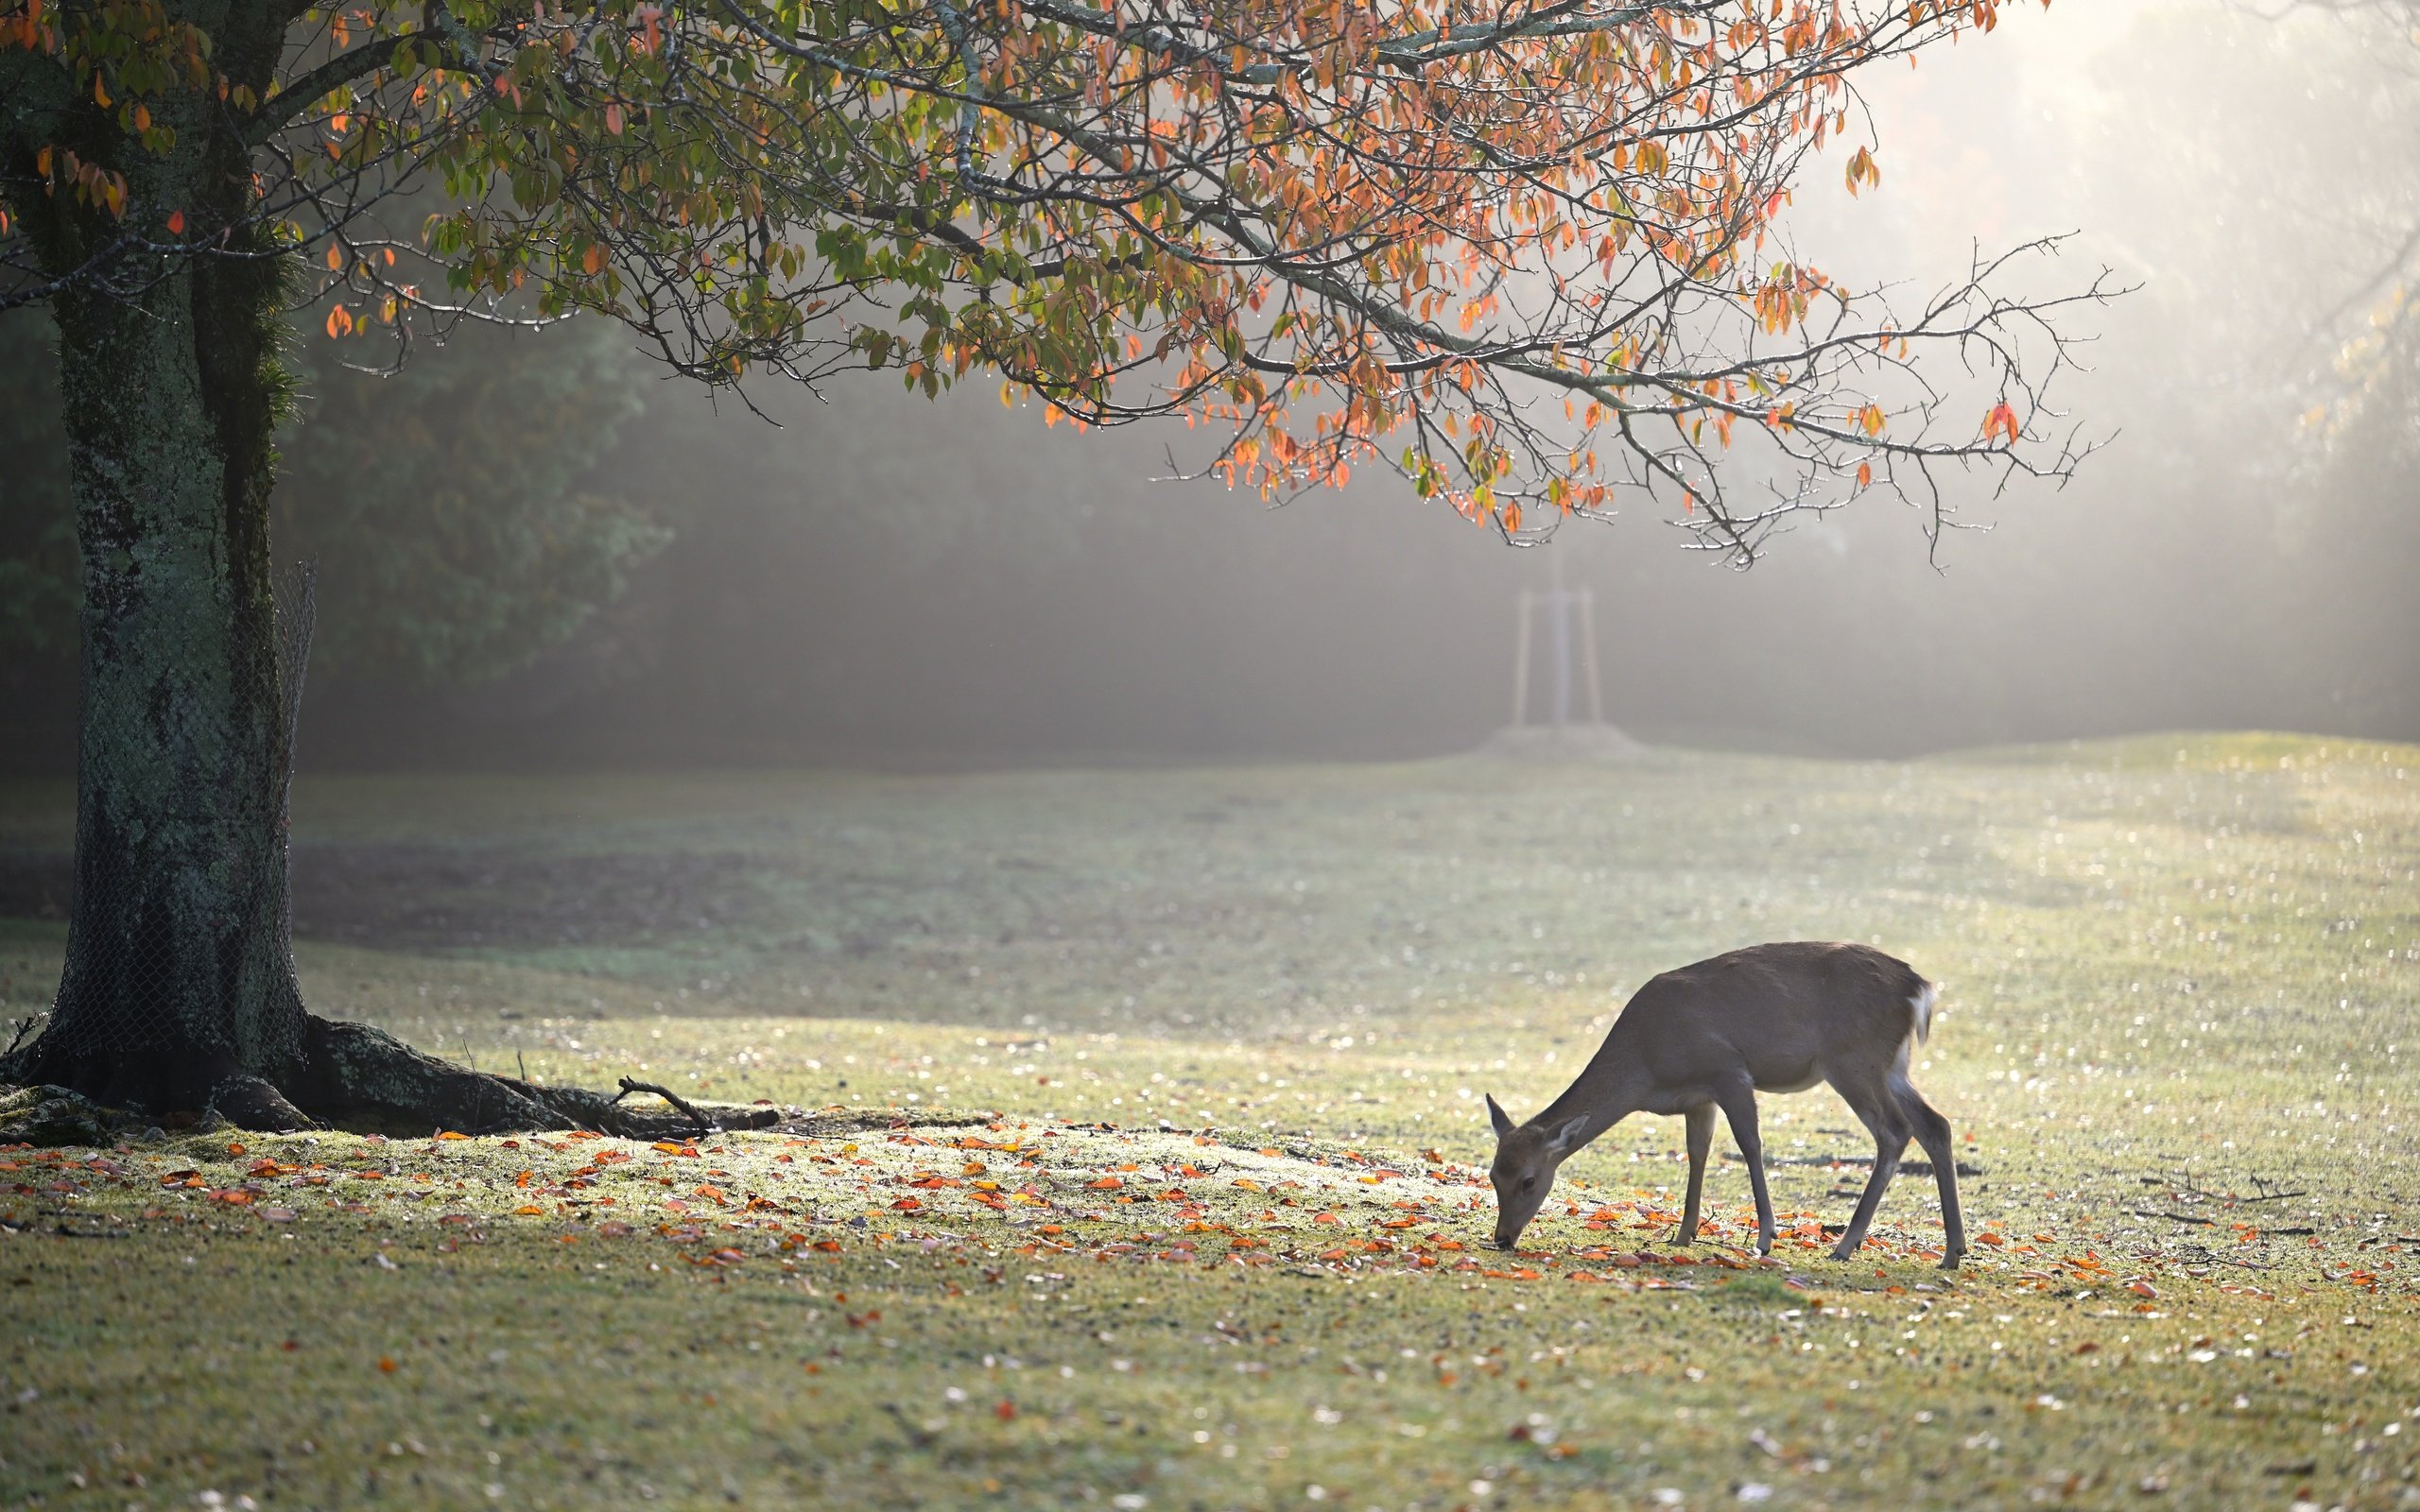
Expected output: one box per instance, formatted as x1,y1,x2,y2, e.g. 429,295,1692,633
0,63,325,1119
0,124,551,1132
0,25,761,1140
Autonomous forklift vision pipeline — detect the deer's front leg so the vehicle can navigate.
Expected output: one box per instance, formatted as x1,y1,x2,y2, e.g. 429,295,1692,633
1678,1103,1715,1246
1713,1080,1773,1257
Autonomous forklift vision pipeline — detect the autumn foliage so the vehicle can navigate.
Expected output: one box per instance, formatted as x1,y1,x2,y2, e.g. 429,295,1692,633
3,0,2104,558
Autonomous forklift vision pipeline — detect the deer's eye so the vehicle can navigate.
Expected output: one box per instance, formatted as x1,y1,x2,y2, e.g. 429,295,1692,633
1520,1177,1536,1191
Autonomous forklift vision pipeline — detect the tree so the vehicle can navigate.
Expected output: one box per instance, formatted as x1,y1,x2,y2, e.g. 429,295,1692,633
0,0,2106,1129
0,310,662,685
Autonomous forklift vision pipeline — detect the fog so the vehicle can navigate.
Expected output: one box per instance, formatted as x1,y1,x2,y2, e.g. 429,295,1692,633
8,0,2416,770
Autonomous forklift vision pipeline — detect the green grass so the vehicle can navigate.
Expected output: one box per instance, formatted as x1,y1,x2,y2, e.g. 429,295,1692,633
3,733,2418,1510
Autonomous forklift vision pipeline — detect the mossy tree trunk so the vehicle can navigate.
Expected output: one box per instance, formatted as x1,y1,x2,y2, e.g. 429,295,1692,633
0,4,319,1125
0,10,734,1136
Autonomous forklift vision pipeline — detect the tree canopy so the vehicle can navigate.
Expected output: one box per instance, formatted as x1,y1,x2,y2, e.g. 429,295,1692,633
4,0,2102,561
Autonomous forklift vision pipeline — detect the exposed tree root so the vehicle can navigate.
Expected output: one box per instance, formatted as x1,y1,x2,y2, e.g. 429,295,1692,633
0,1014,782,1144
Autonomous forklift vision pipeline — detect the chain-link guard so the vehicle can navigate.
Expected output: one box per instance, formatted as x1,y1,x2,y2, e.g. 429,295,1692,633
0,565,317,1097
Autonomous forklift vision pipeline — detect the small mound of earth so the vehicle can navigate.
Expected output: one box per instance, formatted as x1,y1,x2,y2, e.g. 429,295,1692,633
1477,722,1650,761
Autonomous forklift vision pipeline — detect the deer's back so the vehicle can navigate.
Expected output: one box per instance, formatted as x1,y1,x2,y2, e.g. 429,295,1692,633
1613,941,1927,1091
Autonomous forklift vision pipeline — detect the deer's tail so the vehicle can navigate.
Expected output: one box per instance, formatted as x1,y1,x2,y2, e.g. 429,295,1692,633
1909,980,1939,1045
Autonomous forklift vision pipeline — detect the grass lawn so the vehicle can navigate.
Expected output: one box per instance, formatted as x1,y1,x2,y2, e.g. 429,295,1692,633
2,732,2416,1510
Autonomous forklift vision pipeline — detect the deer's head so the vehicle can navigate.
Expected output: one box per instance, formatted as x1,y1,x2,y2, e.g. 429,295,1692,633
1485,1093,1586,1249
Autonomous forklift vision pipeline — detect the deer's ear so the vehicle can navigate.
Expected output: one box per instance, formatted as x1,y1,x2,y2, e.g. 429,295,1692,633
1485,1092,1514,1139
1545,1114,1590,1157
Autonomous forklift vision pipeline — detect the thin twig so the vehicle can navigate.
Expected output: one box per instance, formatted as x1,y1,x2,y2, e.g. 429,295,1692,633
613,1076,714,1135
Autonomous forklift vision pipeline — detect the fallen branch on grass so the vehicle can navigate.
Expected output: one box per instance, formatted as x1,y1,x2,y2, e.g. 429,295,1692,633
613,1077,716,1136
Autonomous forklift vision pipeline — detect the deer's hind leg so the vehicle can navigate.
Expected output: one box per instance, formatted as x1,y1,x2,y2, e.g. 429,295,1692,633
1897,1081,1964,1268
1829,1071,1912,1263
1678,1103,1716,1246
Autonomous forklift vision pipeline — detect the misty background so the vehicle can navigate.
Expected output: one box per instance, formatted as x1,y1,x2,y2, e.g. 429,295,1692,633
4,0,2414,771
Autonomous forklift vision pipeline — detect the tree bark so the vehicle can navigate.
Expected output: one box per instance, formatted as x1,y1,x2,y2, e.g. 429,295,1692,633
0,37,320,1121
0,40,753,1140
0,0,782,1139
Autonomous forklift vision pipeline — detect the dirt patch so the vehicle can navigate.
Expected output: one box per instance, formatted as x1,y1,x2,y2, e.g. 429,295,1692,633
0,843,784,951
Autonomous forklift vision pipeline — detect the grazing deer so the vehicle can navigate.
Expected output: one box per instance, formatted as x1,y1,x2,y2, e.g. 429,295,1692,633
1484,941,1964,1267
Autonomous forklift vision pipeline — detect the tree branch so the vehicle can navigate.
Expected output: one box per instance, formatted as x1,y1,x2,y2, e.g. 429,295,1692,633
244,32,437,146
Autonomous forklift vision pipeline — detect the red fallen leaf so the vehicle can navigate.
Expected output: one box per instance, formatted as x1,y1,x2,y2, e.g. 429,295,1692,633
227,1143,247,1157
1974,1232,2006,1246
598,1221,633,1237
994,1400,1016,1421
891,1197,924,1211
812,1239,841,1253
435,1130,470,1141
1087,1177,1123,1190
282,1339,301,1351
377,1357,396,1373
707,1248,745,1265
165,209,185,234
513,1204,544,1216
1379,1216,1418,1230
1312,1211,1342,1226
2130,1280,2157,1298
695,1185,729,1203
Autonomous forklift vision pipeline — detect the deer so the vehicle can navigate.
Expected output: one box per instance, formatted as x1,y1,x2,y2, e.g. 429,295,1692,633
1483,940,1964,1267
